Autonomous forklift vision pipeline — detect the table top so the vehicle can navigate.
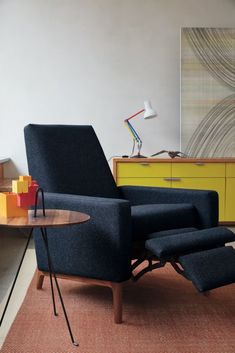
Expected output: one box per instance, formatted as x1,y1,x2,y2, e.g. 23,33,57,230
0,209,90,228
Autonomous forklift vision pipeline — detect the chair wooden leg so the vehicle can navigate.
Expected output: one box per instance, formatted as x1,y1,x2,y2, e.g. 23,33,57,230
36,269,45,289
111,282,123,324
35,271,123,322
202,290,210,297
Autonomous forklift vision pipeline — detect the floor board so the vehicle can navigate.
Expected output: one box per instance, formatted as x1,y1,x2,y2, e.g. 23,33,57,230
0,227,36,347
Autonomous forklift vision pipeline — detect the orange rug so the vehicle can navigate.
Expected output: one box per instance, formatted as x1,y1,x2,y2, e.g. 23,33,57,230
1,264,235,353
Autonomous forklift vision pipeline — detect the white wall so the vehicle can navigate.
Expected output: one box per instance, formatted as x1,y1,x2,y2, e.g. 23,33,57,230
0,0,234,176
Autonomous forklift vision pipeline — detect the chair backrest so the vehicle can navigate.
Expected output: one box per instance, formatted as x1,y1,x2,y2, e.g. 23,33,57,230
24,124,120,198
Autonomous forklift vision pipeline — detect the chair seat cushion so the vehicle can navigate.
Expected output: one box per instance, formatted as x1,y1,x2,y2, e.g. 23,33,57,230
131,203,196,240
145,227,235,259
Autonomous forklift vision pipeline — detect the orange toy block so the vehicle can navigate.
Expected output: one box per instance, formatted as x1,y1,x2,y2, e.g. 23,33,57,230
0,192,28,218
19,175,32,185
12,180,29,194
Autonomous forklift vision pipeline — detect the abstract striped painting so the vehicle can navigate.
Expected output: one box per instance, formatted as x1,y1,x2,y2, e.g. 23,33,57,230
181,28,235,157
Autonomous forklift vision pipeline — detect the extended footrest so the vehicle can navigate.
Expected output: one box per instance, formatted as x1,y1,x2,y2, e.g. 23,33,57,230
144,227,235,292
145,227,235,259
179,246,235,292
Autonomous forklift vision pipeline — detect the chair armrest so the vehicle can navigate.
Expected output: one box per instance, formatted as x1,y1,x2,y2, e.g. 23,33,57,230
34,192,132,282
118,185,218,229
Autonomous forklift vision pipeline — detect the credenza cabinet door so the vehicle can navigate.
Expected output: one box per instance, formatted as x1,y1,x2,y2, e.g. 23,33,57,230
171,163,225,222
171,178,225,222
225,164,235,221
225,178,235,221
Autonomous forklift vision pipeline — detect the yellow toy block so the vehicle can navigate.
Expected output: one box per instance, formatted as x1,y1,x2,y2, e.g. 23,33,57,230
12,180,29,194
19,175,32,185
0,193,28,218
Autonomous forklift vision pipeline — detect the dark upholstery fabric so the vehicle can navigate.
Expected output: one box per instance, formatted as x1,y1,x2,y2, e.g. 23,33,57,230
145,227,235,258
24,124,120,199
119,186,218,229
34,192,132,282
146,227,198,240
131,204,196,240
179,246,235,292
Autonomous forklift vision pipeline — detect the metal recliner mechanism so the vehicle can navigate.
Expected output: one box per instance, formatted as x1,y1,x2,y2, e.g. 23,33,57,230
132,227,235,292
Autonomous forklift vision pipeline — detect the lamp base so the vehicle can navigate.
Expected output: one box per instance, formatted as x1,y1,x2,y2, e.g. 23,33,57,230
131,154,147,158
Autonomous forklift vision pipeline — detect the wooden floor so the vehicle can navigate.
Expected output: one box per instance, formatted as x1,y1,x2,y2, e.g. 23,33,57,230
0,227,36,347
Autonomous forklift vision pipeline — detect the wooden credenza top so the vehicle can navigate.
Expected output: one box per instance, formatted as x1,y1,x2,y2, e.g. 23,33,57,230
113,157,235,163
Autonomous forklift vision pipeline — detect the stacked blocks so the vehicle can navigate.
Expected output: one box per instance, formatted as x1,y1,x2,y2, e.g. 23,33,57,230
0,193,28,217
16,177,38,208
0,175,38,218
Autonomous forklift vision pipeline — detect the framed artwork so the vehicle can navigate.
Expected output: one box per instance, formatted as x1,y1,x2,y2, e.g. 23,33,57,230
181,28,235,157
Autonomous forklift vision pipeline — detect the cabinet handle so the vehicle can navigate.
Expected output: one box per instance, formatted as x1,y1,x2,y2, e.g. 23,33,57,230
164,178,181,181
140,163,150,166
195,162,205,166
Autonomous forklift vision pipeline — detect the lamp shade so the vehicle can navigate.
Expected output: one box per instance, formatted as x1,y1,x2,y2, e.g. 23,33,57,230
144,100,157,119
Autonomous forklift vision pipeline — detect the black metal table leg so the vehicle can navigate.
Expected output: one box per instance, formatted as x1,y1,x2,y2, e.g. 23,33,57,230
0,227,34,327
40,227,79,347
40,228,58,317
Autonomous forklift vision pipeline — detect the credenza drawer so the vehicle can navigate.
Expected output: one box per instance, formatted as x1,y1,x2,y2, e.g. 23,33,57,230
172,163,225,177
116,163,171,178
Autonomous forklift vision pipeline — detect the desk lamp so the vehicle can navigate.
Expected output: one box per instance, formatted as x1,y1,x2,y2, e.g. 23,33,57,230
124,100,157,158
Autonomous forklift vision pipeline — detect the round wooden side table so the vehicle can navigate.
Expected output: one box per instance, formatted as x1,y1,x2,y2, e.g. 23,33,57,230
0,209,90,346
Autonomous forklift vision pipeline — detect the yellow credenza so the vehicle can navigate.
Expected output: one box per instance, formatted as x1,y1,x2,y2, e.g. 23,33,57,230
113,158,235,223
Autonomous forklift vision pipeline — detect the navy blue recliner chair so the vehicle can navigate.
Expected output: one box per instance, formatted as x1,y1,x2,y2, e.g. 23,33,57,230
24,124,235,323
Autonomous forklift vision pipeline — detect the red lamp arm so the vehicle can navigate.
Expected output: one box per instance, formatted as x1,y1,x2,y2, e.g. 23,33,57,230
124,109,145,121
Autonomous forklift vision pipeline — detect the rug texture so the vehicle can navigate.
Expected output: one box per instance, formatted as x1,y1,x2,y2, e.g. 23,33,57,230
1,263,235,353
